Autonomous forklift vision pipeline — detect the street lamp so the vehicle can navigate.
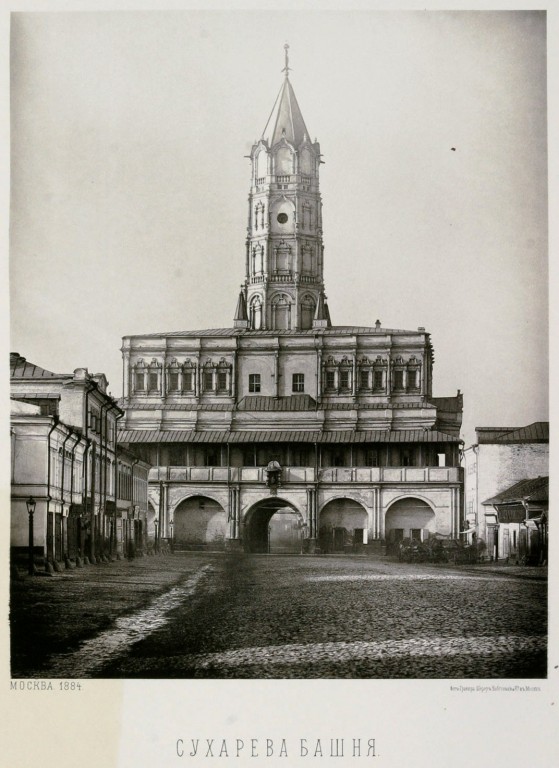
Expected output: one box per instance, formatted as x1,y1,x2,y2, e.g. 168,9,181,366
154,517,159,553
26,496,36,576
169,519,174,553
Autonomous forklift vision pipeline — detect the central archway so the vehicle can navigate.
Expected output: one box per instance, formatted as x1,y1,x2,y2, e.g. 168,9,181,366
244,499,304,554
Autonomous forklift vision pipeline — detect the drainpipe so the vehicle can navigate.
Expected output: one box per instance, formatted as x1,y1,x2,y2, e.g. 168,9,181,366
68,430,82,559
112,409,124,557
45,415,59,565
98,399,113,556
83,381,97,560
59,428,74,560
131,458,139,553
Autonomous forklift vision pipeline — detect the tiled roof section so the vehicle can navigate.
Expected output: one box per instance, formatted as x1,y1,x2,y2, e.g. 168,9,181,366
10,353,69,380
477,422,549,444
124,325,423,339
117,429,461,445
238,395,317,411
483,476,548,505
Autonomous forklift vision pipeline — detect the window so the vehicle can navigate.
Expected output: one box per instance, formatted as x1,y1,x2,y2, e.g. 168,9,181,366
217,371,228,391
183,371,194,391
292,373,304,393
135,372,145,391
204,448,220,466
249,374,261,393
401,449,415,467
148,372,158,392
366,449,379,467
204,371,214,391
393,370,404,390
168,446,184,467
339,369,350,390
326,370,335,391
169,372,179,391
373,370,383,389
408,370,418,389
360,370,369,389
437,453,446,467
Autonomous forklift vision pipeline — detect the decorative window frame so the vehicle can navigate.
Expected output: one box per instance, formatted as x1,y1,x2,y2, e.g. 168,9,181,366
273,240,292,275
166,357,182,394
146,358,162,395
182,359,197,394
133,358,146,393
254,202,266,232
250,295,263,330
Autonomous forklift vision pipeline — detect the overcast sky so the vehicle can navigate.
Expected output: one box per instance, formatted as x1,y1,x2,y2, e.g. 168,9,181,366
9,10,548,445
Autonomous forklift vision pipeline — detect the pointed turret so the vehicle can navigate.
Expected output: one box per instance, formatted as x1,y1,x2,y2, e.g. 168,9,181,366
313,292,331,329
243,46,327,331
233,289,249,329
262,42,311,148
262,78,311,148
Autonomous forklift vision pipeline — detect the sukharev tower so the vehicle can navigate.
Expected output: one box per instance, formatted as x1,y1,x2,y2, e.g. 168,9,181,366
119,47,463,554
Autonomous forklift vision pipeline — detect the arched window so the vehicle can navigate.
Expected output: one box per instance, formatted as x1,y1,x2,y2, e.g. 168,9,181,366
300,294,316,330
252,244,264,275
271,293,291,330
256,149,267,180
275,146,293,175
250,295,263,330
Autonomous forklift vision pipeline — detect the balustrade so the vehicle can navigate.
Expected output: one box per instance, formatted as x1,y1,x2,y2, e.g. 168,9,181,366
148,465,461,484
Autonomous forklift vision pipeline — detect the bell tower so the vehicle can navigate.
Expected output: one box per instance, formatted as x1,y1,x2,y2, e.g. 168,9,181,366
237,45,330,332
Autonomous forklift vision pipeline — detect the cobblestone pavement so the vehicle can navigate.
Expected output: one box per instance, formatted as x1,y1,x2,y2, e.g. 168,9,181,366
11,554,547,679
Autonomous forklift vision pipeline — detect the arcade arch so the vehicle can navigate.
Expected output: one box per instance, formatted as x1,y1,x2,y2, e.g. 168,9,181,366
384,497,436,545
173,495,227,550
318,498,368,553
243,498,304,554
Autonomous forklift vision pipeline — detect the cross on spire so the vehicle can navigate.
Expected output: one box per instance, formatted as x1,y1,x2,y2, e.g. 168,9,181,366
282,43,291,77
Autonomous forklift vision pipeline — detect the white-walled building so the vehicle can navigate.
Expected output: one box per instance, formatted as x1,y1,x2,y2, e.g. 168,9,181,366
462,422,548,559
10,353,150,564
119,50,464,554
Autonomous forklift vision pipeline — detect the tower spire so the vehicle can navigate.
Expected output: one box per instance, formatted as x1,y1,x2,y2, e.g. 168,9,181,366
282,43,291,78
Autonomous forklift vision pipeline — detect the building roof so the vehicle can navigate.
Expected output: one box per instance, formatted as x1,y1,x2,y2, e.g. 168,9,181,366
10,353,70,380
117,428,460,445
262,76,310,147
123,325,427,340
476,422,549,444
237,395,317,411
483,476,549,506
119,398,437,412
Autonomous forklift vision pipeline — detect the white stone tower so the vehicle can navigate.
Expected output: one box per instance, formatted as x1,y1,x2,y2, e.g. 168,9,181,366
235,45,330,332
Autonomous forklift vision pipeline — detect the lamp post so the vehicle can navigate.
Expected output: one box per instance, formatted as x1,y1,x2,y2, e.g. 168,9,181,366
154,517,159,554
26,496,36,576
169,519,174,553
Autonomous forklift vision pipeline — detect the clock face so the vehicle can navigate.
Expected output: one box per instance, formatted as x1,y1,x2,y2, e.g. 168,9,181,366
277,213,288,224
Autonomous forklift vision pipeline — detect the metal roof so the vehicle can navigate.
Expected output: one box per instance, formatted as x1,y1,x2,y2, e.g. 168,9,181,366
119,399,435,412
117,428,460,445
11,393,61,400
10,354,70,380
483,476,549,506
124,325,424,340
237,395,317,411
477,422,549,444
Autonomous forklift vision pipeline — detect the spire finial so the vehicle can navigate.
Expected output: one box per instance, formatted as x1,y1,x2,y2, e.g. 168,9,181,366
282,43,291,77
